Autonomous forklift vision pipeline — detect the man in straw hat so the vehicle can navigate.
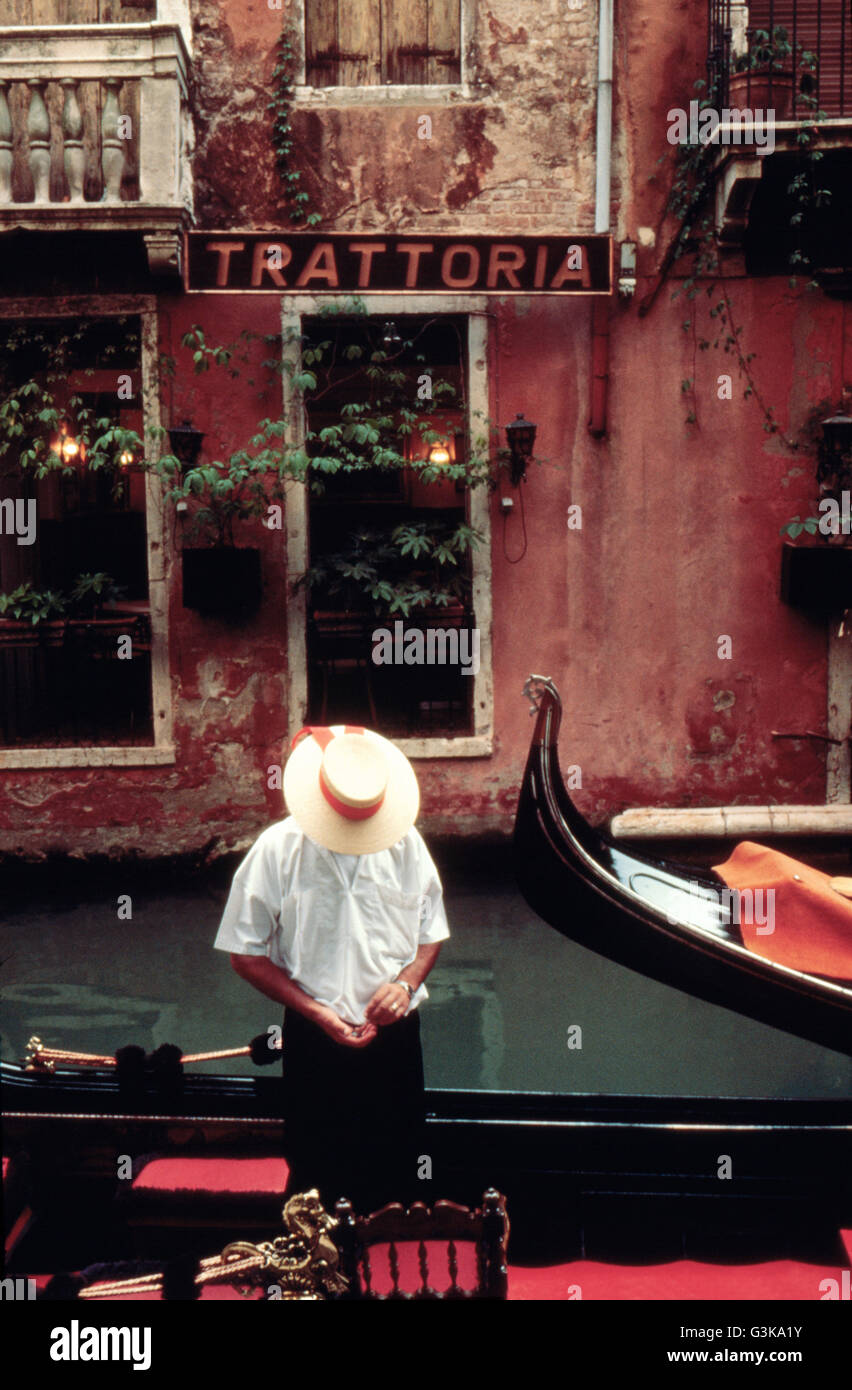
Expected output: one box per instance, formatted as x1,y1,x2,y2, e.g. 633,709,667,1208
214,724,449,1210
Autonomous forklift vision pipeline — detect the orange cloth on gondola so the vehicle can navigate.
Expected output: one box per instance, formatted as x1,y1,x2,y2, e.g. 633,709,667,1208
713,841,852,980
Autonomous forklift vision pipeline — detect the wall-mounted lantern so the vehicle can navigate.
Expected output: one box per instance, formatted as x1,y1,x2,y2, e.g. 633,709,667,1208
51,423,84,465
505,412,537,486
168,420,204,468
381,321,401,350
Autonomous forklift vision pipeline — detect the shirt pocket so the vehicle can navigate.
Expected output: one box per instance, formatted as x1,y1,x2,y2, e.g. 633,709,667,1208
373,884,423,961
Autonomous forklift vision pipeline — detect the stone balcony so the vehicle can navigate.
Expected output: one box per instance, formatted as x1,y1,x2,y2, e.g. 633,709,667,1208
0,22,192,278
711,117,852,252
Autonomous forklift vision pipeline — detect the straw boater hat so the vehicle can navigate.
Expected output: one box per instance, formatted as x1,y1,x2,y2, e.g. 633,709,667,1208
283,724,420,854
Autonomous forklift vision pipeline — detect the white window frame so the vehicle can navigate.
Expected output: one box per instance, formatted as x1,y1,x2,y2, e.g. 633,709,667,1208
282,293,493,759
293,0,475,104
0,295,175,770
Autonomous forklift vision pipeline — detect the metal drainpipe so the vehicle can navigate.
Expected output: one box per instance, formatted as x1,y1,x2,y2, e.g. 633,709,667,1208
589,0,613,438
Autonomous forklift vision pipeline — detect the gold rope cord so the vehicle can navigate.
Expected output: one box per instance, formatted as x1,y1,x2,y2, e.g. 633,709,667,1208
78,1251,265,1299
70,1192,346,1302
23,1036,280,1073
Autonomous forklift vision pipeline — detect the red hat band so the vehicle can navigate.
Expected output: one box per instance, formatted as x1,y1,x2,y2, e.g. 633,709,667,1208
291,725,386,823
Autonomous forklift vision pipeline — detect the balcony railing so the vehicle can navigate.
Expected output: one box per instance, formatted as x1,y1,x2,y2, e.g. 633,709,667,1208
0,21,192,264
709,1,852,118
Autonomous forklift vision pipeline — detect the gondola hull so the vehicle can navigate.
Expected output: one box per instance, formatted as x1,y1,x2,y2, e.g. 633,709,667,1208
513,675,852,1057
4,1060,852,1267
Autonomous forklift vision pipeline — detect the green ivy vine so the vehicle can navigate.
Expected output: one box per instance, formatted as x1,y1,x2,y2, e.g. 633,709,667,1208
268,21,322,227
650,42,830,440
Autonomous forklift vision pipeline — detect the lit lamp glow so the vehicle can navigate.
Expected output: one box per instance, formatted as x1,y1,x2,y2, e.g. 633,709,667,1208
428,441,452,466
51,426,83,464
119,449,134,467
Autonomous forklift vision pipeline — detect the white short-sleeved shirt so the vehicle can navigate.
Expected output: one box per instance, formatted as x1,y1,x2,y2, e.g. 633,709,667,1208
214,817,450,1024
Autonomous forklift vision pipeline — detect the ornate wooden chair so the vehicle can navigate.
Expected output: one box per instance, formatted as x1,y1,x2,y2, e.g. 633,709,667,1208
332,1188,509,1300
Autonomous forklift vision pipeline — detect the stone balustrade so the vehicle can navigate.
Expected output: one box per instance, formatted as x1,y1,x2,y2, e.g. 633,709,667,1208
0,23,192,271
0,74,141,204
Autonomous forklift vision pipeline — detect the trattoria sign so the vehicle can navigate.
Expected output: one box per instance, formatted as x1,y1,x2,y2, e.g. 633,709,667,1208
186,233,612,295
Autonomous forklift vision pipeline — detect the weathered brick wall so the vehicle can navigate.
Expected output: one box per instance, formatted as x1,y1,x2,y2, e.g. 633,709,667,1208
191,0,599,234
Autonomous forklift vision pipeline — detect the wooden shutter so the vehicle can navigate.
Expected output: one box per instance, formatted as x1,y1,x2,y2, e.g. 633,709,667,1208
385,0,429,83
305,0,460,86
427,0,462,83
305,0,381,87
338,0,381,85
746,2,851,116
384,0,461,84
305,0,337,87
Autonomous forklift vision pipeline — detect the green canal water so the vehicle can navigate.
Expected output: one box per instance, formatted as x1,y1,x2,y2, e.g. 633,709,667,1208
1,839,850,1098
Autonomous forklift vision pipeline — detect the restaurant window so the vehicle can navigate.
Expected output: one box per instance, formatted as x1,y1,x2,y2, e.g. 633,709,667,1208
302,312,476,738
0,318,152,749
305,0,462,86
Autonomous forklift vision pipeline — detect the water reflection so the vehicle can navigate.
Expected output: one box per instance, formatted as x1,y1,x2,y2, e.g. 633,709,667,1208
1,983,179,1063
1,843,850,1097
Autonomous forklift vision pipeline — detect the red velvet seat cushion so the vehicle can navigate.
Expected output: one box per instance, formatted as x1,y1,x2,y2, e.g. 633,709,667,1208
30,1246,852,1300
505,1255,852,1301
130,1157,290,1195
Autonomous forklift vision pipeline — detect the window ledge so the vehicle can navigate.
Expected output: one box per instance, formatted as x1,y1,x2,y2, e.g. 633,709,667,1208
610,804,852,840
397,735,492,759
0,746,176,770
294,84,476,105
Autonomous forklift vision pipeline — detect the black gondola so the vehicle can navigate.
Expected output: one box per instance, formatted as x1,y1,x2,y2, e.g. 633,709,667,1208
513,673,852,1057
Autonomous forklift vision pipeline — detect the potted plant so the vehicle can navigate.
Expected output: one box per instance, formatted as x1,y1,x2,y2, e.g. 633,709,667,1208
729,27,816,121
0,572,130,644
153,436,283,619
0,583,67,645
151,327,298,618
779,529,852,612
67,571,126,624
153,320,515,629
301,519,478,623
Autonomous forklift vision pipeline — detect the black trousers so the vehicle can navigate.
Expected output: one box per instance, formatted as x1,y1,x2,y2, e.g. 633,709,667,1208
281,1008,426,1214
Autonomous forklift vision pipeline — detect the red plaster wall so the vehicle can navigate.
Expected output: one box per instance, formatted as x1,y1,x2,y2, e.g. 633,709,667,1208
1,0,844,858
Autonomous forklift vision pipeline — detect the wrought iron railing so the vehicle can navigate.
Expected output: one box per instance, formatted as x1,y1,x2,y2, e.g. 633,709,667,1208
708,1,852,118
